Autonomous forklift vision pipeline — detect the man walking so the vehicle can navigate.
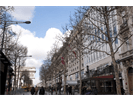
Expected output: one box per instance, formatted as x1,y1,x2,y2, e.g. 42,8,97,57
72,86,75,95
51,87,53,95
31,86,35,95
69,86,72,95
39,86,45,95
66,86,69,95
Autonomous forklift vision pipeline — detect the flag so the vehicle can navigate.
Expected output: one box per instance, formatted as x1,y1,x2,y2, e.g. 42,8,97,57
73,51,77,57
68,44,77,58
61,57,65,65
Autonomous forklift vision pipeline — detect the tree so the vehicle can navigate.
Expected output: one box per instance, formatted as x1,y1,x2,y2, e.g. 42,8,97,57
69,6,133,95
0,6,29,91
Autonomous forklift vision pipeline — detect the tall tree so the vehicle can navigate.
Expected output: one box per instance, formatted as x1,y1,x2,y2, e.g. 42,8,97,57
70,6,133,95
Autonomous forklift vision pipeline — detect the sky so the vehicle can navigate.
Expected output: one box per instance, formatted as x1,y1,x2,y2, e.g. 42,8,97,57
10,6,79,85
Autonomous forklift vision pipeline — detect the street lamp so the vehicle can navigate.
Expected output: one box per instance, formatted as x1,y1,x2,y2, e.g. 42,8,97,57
1,21,31,51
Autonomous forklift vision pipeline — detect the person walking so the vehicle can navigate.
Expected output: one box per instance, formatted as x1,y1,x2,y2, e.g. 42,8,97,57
66,86,69,95
72,86,75,95
31,86,35,95
51,87,53,95
85,86,92,95
39,86,45,95
121,87,125,95
81,86,84,95
35,86,38,95
68,86,72,95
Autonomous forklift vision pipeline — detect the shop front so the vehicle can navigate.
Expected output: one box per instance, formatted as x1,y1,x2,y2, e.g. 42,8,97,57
0,50,12,95
80,64,123,94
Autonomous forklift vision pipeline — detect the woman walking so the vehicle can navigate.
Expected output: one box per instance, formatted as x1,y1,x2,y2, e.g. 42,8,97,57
35,86,38,95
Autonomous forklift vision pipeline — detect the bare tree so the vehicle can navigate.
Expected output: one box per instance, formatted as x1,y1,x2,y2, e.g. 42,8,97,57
69,6,133,95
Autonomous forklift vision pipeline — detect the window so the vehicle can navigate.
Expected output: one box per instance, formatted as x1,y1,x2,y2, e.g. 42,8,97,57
98,30,100,41
124,37,130,51
110,27,112,39
82,63,84,67
102,34,104,40
70,75,72,80
75,72,79,80
113,25,118,44
105,31,108,41
132,15,133,23
81,70,84,78
94,52,95,61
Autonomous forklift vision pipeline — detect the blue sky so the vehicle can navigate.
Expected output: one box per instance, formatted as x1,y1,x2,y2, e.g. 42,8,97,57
20,6,79,38
10,6,79,85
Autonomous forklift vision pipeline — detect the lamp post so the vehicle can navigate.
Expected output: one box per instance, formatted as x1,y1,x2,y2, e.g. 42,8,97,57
1,21,31,51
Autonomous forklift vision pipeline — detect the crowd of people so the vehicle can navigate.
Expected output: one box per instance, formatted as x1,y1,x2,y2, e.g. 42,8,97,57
31,86,45,95
30,85,98,95
31,86,124,95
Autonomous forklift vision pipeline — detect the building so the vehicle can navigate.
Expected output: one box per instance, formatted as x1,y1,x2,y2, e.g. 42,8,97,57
0,50,12,94
12,67,36,89
82,6,133,94
118,6,133,94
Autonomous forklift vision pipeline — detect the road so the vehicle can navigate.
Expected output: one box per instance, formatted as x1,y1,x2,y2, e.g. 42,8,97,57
6,88,79,95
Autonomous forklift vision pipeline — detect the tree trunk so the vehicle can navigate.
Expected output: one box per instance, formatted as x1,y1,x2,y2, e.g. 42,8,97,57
54,78,57,94
79,50,82,95
109,42,121,95
64,66,66,95
111,54,121,95
17,59,21,89
14,57,17,94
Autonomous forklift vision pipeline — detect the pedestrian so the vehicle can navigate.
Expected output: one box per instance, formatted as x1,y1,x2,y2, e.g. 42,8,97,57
51,87,53,95
66,86,69,95
94,87,98,95
85,86,92,95
72,86,75,95
69,86,72,95
35,86,38,95
81,86,86,95
121,87,125,95
81,86,84,95
31,86,35,95
39,86,45,95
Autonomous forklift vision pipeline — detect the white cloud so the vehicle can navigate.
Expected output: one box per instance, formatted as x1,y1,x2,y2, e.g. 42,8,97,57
11,25,64,85
32,77,40,86
11,6,35,21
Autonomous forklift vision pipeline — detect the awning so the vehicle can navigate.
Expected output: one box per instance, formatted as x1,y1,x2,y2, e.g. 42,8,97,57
93,75,114,79
119,52,133,61
81,75,114,81
62,80,78,86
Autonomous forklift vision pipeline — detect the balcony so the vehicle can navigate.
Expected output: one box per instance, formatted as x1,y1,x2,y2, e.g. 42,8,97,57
119,21,129,36
119,49,133,60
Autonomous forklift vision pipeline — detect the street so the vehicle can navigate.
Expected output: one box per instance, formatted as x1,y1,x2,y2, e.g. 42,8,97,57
5,88,79,95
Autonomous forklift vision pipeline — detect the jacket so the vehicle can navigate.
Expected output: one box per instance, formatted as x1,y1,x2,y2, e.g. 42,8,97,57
39,87,45,95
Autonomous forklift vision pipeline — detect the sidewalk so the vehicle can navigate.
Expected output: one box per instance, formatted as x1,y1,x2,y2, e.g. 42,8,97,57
45,91,79,95
5,88,26,95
